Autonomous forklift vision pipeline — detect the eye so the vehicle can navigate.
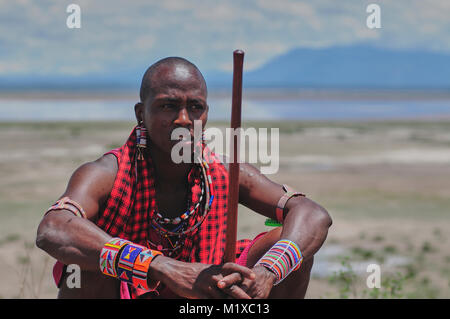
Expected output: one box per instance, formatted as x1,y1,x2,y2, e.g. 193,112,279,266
190,104,204,111
161,104,176,111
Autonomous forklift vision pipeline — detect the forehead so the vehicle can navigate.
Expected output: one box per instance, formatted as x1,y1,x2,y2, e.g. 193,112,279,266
148,64,207,99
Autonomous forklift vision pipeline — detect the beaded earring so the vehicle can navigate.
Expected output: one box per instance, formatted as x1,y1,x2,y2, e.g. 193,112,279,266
194,129,206,163
136,121,147,160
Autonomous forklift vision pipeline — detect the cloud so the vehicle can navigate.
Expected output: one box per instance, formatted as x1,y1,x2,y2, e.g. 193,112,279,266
0,0,449,76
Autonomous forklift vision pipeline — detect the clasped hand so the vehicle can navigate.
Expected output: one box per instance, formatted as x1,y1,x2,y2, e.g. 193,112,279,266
166,261,275,299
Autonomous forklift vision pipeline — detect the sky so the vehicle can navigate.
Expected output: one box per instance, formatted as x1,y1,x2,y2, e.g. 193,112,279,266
0,0,449,77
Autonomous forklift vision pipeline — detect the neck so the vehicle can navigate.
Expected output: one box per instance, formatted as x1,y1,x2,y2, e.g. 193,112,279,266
147,146,193,188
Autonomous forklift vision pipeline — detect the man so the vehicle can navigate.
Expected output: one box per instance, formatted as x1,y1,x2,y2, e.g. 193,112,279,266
36,57,332,299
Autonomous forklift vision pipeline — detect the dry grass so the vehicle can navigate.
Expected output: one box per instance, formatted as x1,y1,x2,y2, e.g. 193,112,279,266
0,120,449,298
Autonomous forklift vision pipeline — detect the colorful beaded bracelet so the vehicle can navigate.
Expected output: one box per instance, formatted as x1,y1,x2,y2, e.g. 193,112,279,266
117,242,147,284
132,249,163,291
99,238,162,292
255,239,303,286
99,238,131,277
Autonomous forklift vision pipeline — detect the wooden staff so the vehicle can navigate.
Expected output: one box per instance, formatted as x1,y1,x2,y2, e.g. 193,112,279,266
224,50,244,263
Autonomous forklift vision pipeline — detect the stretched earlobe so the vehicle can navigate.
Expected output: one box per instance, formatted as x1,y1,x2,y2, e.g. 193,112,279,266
136,120,147,160
134,102,144,125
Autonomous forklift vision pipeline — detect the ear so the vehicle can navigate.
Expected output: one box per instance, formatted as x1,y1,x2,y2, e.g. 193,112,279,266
134,102,144,124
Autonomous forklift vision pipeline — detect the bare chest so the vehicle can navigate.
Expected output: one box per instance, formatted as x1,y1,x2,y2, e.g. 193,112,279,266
154,187,189,219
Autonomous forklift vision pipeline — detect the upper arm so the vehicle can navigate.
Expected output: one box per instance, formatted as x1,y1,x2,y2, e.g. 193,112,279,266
237,162,331,227
54,154,118,221
237,163,286,220
216,154,286,219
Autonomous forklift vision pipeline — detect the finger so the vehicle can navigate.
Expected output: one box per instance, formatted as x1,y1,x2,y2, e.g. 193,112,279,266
222,263,256,280
238,277,254,292
206,284,228,299
217,272,242,289
221,284,252,299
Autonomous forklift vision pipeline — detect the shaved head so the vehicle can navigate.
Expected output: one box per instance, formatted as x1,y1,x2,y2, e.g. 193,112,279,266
139,57,207,104
134,56,209,157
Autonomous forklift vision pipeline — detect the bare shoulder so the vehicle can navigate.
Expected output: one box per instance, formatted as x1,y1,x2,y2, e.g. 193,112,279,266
67,154,117,193
80,153,118,184
59,154,118,220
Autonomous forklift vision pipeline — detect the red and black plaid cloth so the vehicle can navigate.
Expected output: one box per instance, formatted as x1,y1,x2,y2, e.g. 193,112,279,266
97,127,250,298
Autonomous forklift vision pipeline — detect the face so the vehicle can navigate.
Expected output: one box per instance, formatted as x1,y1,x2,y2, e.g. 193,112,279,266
135,64,209,157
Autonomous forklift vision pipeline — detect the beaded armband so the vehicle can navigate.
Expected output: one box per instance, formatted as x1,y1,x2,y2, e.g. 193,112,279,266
45,196,87,219
275,185,304,223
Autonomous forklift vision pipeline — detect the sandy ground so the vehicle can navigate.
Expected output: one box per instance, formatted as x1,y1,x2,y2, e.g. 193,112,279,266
0,120,449,298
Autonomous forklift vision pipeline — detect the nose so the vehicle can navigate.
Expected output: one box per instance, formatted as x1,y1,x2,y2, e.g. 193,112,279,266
173,106,192,128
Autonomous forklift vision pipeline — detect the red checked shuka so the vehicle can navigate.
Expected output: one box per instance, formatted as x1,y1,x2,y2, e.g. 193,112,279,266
97,127,250,298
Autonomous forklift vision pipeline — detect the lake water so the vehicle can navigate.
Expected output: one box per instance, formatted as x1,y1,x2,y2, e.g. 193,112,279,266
1,93,450,121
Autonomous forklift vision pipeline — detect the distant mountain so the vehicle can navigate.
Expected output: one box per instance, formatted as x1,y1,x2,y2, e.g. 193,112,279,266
0,65,144,91
1,44,450,90
241,44,450,89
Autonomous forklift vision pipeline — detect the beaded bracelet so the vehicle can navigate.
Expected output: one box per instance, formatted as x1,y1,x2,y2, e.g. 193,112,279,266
99,238,131,277
255,239,303,286
132,249,163,291
99,238,162,292
117,242,147,283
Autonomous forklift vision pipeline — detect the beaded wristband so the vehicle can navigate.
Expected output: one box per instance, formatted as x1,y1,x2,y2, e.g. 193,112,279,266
100,238,163,291
99,238,131,277
255,239,303,286
117,243,147,284
132,249,163,291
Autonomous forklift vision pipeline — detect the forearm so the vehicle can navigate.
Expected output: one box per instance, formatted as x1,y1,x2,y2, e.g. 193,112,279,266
36,210,111,271
147,256,210,290
280,197,332,260
147,254,181,285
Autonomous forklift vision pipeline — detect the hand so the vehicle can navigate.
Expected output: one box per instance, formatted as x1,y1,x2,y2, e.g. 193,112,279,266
151,257,255,299
218,265,276,299
197,262,256,299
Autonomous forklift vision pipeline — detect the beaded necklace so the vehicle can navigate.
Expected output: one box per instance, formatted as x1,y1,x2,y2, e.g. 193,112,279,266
147,158,214,257
153,179,205,226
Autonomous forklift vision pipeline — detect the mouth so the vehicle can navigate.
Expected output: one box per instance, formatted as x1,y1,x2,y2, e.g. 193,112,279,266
173,133,194,145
